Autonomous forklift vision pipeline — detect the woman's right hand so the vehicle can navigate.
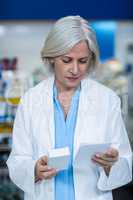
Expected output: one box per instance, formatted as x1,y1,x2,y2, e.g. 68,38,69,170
35,156,58,182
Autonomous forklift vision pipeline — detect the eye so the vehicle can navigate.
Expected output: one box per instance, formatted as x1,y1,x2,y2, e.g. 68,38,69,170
79,59,88,64
62,58,72,63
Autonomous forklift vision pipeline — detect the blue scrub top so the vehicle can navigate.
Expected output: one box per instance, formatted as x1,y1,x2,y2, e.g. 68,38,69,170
53,83,80,200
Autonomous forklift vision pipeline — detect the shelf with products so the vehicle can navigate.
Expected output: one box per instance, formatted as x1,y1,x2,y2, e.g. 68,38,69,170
0,123,14,134
0,96,6,102
0,145,11,152
0,58,34,199
0,132,24,200
0,133,12,166
0,131,24,200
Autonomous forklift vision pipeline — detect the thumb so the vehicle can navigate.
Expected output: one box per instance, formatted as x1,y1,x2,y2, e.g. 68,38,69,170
39,156,48,165
107,148,119,157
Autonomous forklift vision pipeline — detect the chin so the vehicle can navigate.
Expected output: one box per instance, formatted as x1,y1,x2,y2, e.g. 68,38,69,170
66,81,80,89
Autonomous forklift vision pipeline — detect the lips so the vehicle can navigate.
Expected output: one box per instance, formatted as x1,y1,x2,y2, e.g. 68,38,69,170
66,75,81,79
66,76,81,81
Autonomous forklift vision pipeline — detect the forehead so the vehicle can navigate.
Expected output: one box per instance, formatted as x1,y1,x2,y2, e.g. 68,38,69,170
64,41,90,57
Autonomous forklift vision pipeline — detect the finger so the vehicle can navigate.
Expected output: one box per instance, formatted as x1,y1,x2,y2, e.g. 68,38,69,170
46,171,58,179
39,165,54,172
39,156,48,165
94,154,118,162
92,157,114,167
39,165,50,172
42,169,58,179
106,148,119,157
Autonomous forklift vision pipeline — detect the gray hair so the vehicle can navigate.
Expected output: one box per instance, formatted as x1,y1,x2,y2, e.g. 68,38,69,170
41,15,99,73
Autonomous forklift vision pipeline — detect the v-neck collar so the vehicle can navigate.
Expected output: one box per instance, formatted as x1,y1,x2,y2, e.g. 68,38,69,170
53,83,81,123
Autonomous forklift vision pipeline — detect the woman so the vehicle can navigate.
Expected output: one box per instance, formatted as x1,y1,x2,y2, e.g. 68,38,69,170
7,16,132,200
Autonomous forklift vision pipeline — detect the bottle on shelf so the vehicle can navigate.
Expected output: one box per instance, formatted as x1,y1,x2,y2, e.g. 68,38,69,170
0,71,7,133
5,77,22,106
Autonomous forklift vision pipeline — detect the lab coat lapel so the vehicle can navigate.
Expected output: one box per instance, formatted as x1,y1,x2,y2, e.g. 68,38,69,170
43,75,55,149
73,77,98,160
43,76,98,157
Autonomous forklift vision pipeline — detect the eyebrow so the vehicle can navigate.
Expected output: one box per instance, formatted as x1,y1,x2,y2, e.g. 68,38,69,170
61,56,90,59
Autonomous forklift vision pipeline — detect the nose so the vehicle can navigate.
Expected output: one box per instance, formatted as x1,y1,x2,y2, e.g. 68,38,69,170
70,61,79,75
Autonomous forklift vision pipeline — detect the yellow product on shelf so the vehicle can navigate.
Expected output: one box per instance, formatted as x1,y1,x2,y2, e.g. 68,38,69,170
4,75,24,106
6,97,20,106
0,96,5,102
0,122,13,134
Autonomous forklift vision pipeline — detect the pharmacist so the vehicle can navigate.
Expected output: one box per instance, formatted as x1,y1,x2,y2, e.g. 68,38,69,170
7,16,132,200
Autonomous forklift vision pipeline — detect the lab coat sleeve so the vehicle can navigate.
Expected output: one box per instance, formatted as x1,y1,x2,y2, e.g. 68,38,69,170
97,95,132,191
6,92,36,197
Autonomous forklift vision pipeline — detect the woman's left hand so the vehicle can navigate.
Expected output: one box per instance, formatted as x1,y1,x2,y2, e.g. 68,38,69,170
91,148,119,176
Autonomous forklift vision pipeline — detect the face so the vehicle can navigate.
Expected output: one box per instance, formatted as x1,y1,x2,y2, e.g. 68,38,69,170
52,41,91,91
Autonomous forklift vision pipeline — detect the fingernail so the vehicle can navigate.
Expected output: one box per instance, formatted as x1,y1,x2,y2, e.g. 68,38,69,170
95,153,101,158
48,167,52,170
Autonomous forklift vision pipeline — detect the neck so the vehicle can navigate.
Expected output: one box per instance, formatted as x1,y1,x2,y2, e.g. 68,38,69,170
55,80,78,95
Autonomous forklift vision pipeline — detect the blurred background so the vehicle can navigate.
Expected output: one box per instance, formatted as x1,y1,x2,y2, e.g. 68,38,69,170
0,0,133,199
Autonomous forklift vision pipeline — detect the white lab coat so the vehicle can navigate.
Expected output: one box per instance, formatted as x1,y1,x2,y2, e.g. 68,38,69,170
7,75,132,200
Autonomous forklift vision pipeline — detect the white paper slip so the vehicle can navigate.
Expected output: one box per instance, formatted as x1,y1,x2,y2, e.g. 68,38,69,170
48,147,70,171
74,143,111,169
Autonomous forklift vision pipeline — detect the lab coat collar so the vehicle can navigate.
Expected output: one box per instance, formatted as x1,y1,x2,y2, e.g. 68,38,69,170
41,75,98,150
43,74,97,112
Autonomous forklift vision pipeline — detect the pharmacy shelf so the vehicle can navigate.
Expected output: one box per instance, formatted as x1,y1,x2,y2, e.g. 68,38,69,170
0,133,12,138
0,167,9,174
0,145,11,152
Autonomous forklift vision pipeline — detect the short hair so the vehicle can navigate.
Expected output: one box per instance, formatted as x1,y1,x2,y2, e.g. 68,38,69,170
41,15,99,73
